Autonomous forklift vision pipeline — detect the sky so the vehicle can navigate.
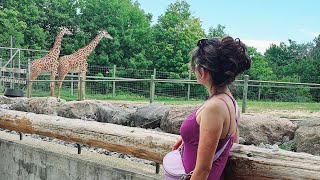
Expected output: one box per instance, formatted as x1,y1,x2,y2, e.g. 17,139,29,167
137,0,320,53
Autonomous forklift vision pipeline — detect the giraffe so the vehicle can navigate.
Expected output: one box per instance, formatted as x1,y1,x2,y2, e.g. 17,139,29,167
29,27,72,97
57,30,113,99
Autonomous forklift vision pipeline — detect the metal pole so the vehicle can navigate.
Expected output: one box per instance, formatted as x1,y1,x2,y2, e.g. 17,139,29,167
18,49,21,79
242,75,249,113
187,72,191,100
71,73,74,96
150,75,155,103
27,59,31,98
10,35,13,88
112,65,116,97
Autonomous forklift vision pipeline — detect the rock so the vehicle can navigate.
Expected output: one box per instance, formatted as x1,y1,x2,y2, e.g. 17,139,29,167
0,95,16,104
0,104,11,109
57,100,101,120
239,137,246,144
28,97,66,115
294,119,320,156
160,104,199,134
57,100,132,125
9,97,65,115
239,113,297,145
9,97,29,112
131,103,170,129
96,101,132,125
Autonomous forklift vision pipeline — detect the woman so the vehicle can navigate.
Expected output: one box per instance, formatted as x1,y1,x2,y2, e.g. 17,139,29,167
172,36,251,179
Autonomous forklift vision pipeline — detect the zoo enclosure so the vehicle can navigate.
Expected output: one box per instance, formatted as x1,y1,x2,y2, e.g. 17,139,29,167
0,46,320,112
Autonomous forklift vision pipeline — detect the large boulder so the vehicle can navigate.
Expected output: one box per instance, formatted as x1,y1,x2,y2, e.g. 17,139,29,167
239,113,298,145
57,100,101,120
95,101,132,125
28,97,66,115
9,97,29,112
9,97,65,115
294,119,320,156
57,100,132,125
130,103,170,129
160,105,199,134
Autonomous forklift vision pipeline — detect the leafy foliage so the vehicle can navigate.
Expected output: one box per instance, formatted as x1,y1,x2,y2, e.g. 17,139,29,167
0,0,319,102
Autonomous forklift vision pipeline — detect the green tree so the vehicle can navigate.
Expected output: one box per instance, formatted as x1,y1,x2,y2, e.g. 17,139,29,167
207,24,227,38
247,47,274,80
0,9,27,47
74,0,153,68
151,1,205,75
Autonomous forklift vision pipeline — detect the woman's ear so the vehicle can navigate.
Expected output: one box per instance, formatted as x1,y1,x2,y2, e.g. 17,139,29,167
200,67,207,81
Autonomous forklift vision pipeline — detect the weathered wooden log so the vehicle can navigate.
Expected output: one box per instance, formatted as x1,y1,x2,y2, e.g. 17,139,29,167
1,109,320,179
0,109,178,163
225,144,320,179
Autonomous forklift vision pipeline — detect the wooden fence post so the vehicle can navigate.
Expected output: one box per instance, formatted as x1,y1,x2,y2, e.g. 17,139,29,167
71,73,74,96
78,76,83,101
242,75,249,113
150,75,155,103
187,72,191,100
258,82,261,101
112,65,116,98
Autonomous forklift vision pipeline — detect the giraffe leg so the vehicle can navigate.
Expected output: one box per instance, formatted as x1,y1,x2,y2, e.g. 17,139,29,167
57,72,68,99
50,71,56,97
77,73,81,100
28,70,41,98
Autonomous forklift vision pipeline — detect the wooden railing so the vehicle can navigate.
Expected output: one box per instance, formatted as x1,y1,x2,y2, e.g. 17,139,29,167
1,109,320,179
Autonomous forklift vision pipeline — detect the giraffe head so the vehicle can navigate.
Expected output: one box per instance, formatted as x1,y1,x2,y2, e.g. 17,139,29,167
98,30,113,39
59,27,73,35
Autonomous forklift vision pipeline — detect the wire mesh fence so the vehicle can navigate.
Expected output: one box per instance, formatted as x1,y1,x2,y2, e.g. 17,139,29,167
0,46,320,103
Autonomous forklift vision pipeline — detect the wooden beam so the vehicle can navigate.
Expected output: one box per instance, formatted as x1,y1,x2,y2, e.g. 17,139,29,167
0,109,178,163
0,67,27,74
0,109,320,179
225,143,320,179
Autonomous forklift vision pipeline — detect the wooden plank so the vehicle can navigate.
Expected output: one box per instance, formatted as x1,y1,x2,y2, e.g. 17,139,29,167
225,144,320,179
0,77,26,84
0,67,27,74
0,109,320,179
0,109,178,163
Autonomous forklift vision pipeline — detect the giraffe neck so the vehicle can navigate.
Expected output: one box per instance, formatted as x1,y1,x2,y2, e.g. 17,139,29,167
47,30,65,59
76,33,104,57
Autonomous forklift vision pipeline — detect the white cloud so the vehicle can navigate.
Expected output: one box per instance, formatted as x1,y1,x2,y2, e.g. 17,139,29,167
311,32,320,37
243,39,281,54
298,28,319,38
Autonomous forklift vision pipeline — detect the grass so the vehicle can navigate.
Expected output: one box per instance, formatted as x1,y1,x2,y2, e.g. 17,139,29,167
244,101,320,112
1,89,319,112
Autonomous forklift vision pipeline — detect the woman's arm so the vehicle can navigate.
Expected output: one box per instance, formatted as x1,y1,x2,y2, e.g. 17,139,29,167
172,136,183,150
190,100,225,180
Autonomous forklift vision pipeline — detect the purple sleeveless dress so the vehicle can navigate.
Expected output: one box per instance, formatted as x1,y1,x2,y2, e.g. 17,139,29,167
180,97,238,180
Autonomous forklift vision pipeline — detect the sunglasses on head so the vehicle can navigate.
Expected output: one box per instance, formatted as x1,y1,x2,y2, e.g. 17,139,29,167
197,38,208,48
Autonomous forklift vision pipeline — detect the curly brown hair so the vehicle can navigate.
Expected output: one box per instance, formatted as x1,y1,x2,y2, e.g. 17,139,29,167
190,36,251,87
